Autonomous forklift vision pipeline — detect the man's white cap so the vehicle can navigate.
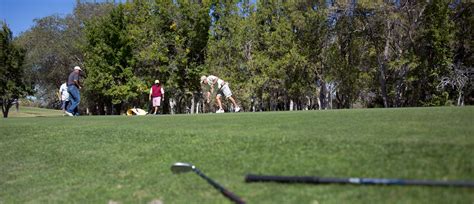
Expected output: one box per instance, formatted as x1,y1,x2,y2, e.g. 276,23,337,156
154,79,160,84
200,75,207,83
74,66,82,71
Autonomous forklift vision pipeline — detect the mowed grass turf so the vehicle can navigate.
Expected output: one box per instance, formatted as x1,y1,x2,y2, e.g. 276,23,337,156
1,107,473,203
7,106,64,118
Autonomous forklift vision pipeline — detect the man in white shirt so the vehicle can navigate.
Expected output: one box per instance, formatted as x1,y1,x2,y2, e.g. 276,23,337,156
201,75,240,113
58,82,69,113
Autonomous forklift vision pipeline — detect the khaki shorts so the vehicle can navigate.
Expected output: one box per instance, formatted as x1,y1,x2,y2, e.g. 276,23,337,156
152,97,162,107
217,84,232,98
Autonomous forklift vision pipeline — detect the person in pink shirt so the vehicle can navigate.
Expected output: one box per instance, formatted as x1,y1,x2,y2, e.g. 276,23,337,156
149,80,165,115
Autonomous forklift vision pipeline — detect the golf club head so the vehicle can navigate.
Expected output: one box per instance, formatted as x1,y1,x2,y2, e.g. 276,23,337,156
171,162,195,174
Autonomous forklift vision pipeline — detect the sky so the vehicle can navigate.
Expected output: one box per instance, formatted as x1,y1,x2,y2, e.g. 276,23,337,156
1,0,255,37
0,0,127,37
0,0,78,37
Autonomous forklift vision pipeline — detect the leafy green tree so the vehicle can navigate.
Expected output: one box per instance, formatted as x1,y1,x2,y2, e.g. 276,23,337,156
83,4,144,114
384,1,423,107
15,2,113,108
291,1,328,109
160,0,211,113
13,0,473,112
121,0,162,110
81,1,211,115
415,0,455,106
324,6,365,108
15,15,74,106
451,2,473,105
248,1,303,110
206,1,255,111
269,3,310,110
0,22,31,118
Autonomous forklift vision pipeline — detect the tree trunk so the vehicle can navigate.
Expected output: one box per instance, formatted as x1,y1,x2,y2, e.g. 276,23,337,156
457,91,463,106
190,94,195,114
326,83,333,109
113,103,122,115
378,19,391,108
169,98,176,114
251,97,256,112
305,96,311,110
2,108,9,118
395,64,408,107
106,103,113,115
162,96,169,114
196,100,200,114
378,60,389,108
2,99,12,118
99,101,106,115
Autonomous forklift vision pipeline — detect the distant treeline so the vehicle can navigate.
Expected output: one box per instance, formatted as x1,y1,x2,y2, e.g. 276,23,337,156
7,0,474,114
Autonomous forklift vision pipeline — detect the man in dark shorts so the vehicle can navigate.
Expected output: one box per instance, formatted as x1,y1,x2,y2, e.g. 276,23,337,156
65,66,82,116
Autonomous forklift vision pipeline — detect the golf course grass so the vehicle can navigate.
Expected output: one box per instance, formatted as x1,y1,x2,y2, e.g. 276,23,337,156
1,107,473,203
6,106,64,118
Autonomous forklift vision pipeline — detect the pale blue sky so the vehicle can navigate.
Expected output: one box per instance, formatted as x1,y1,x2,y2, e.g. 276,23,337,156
0,0,257,37
0,0,78,36
0,0,129,37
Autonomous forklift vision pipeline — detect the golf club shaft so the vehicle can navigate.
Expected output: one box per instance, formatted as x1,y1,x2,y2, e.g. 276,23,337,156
194,169,245,204
245,174,474,187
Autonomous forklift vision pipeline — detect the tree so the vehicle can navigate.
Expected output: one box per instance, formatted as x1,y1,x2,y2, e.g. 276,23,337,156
15,2,113,108
83,4,144,115
206,0,255,111
324,3,366,108
451,1,473,105
291,1,329,109
384,1,424,107
0,22,31,118
415,0,455,106
164,0,211,114
14,0,473,113
15,15,74,107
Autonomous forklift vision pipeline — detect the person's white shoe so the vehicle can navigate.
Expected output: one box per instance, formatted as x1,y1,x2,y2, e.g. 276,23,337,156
216,109,225,113
235,107,241,112
65,111,74,116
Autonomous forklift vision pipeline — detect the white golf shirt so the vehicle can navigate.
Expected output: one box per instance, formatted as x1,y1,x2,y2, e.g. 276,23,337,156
59,83,69,101
207,75,225,89
206,75,233,97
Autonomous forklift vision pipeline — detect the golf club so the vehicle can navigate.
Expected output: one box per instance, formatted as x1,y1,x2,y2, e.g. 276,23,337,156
171,162,245,204
245,174,474,188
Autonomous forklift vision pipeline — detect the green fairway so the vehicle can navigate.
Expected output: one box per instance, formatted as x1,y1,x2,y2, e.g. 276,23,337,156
7,106,64,118
1,107,473,203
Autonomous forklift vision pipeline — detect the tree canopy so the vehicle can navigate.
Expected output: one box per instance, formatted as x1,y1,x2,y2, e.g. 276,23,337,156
9,0,474,114
0,22,31,118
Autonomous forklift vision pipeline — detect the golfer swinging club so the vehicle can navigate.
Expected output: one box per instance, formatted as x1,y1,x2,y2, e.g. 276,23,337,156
201,75,240,113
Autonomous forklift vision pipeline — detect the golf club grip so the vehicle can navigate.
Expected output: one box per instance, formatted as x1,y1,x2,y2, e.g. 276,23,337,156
221,189,246,204
245,174,474,187
398,179,474,187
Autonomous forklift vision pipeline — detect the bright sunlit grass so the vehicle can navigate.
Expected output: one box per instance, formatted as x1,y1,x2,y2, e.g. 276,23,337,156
1,107,473,203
